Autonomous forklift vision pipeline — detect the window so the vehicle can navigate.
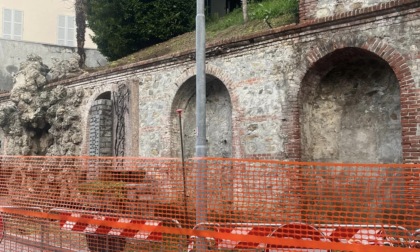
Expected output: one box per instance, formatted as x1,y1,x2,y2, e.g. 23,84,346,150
2,9,23,40
57,15,75,46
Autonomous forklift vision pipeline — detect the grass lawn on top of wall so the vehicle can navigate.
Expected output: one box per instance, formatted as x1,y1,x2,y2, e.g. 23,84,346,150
91,0,299,71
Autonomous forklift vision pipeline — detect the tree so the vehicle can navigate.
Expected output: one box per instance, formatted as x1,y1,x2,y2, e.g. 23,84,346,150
242,0,248,23
86,0,196,61
75,0,87,67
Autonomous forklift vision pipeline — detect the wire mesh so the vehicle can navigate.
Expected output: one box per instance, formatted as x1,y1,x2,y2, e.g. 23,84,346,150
0,155,419,251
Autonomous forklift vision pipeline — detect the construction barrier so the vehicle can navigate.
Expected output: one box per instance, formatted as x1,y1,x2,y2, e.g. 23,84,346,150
0,155,419,251
0,206,56,252
51,207,183,251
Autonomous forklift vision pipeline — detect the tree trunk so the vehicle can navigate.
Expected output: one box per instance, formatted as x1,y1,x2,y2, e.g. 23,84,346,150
242,0,248,23
75,0,87,68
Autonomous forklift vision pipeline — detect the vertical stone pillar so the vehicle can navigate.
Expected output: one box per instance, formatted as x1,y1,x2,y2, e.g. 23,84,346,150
128,80,139,157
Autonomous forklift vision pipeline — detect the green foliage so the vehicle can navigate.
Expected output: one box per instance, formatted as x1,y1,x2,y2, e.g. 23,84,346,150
86,0,196,60
207,0,298,33
206,8,244,32
87,0,298,64
249,0,298,20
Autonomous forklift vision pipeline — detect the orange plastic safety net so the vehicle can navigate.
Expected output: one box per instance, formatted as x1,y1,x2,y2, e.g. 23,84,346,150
0,155,419,251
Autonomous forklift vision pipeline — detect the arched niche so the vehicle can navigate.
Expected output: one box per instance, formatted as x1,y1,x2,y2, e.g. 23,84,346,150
298,47,405,224
300,48,402,163
88,91,113,157
171,74,233,159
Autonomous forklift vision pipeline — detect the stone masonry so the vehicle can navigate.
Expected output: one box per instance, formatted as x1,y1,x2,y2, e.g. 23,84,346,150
0,39,107,91
0,0,419,221
300,0,399,22
41,0,419,164
1,1,418,164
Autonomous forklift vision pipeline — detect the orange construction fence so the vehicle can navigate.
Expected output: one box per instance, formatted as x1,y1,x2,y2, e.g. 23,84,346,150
0,155,419,251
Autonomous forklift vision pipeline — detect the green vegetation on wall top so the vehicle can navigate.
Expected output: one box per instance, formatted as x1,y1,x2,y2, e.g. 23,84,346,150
207,0,298,32
87,0,298,68
86,0,196,61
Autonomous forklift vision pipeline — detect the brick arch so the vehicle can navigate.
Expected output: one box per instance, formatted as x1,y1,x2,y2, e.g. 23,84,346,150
169,63,239,158
287,38,418,163
303,38,414,90
170,64,239,126
172,64,235,102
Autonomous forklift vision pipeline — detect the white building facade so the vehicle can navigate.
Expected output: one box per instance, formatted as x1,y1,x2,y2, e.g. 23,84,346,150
1,0,96,48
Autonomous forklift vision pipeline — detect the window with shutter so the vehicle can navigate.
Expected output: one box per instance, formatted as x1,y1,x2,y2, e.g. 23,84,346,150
2,8,23,40
57,15,75,46
58,15,66,45
13,10,23,40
